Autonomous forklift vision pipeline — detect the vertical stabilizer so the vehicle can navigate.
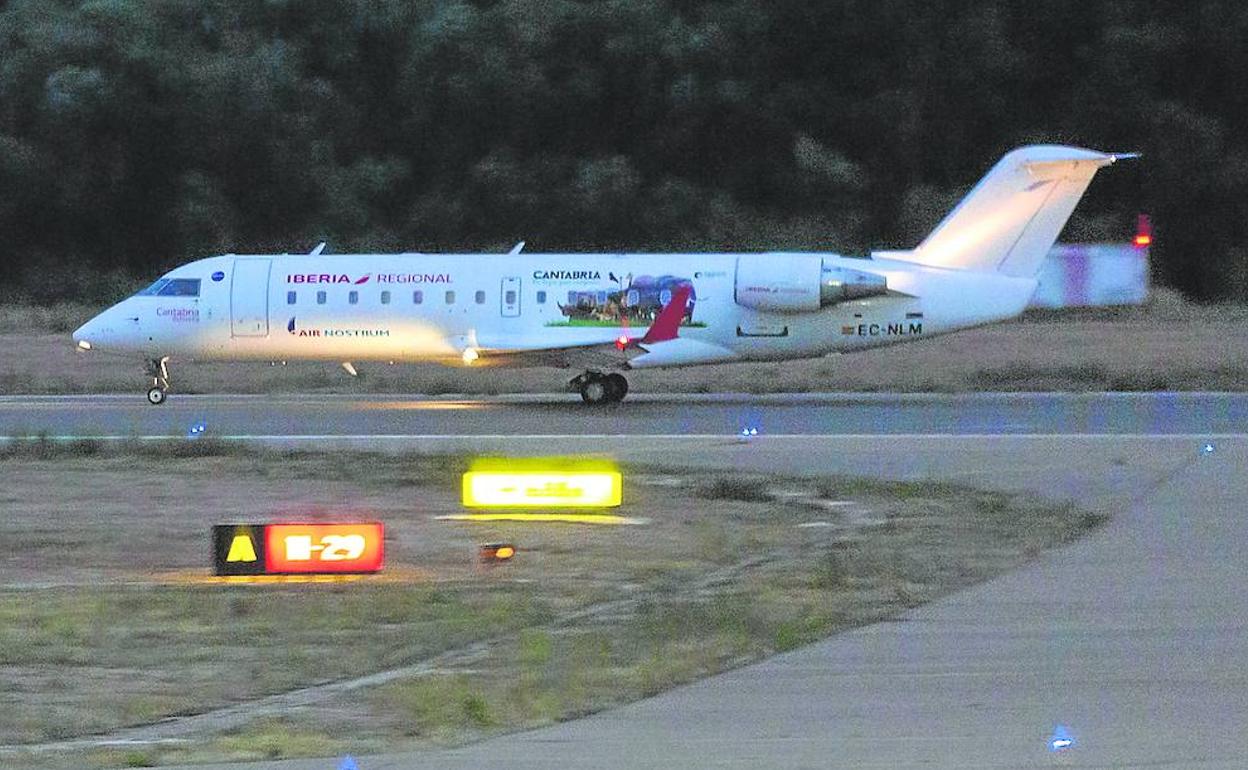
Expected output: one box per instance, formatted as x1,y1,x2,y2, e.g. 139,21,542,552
899,145,1135,277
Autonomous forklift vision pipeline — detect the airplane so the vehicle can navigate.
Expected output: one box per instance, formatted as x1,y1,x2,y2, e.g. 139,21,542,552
72,145,1133,405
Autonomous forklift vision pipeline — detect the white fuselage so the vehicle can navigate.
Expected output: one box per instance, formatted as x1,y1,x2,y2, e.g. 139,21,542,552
74,251,1038,370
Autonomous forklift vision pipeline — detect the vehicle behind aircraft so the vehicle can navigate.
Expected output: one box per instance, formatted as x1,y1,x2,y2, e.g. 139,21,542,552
73,145,1132,404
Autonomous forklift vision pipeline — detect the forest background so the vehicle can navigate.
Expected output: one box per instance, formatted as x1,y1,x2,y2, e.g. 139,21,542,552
1,0,1242,304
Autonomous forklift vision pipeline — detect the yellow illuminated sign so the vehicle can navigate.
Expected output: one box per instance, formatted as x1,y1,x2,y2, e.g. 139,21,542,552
463,470,622,508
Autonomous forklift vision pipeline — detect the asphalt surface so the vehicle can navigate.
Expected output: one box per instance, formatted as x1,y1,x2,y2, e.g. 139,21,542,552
0,391,1246,438
3,393,1245,768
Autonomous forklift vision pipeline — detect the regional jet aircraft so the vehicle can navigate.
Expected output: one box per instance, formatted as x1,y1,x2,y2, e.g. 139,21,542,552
73,145,1132,405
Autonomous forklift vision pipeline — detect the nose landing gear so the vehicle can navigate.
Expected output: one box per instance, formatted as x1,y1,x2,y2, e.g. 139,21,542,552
144,357,171,405
570,371,629,405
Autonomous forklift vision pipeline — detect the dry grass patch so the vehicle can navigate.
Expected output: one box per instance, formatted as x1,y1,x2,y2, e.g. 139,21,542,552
0,445,1105,767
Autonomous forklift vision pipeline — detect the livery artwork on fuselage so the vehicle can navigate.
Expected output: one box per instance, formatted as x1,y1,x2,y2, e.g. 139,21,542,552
286,317,390,338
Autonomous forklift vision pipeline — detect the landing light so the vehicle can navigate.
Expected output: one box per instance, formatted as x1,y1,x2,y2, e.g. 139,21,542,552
462,347,480,364
77,340,92,350
1202,443,1215,455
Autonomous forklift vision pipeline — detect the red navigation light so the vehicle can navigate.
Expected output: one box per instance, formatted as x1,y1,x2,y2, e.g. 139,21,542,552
1134,214,1152,249
615,335,629,350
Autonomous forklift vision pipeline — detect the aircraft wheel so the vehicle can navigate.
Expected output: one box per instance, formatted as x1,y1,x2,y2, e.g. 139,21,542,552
604,373,629,403
147,387,167,405
580,377,609,405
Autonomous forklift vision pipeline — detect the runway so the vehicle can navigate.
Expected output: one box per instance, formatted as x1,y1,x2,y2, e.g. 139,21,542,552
1,391,1245,439
4,392,1246,768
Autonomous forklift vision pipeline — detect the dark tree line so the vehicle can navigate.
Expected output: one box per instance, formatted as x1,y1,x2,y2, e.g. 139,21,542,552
1,0,1244,302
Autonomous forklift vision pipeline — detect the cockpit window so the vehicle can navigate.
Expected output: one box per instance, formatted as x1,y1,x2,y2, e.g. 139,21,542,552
137,278,200,297
157,279,201,297
137,279,171,296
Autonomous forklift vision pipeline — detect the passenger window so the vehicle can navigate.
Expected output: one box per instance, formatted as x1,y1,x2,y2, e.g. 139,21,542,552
381,290,391,305
537,290,546,304
287,291,297,305
445,290,455,304
349,290,359,305
475,290,485,304
316,291,326,305
156,278,201,297
505,290,517,305
413,290,423,304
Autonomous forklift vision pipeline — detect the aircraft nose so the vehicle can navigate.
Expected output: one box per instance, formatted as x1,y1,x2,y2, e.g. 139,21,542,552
72,318,97,350
73,310,119,351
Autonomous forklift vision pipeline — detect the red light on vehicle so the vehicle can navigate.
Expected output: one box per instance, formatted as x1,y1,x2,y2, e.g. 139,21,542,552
265,523,384,573
1134,214,1152,249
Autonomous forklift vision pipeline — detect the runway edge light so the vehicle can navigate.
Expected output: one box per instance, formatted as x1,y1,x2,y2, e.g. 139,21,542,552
479,543,517,564
1048,725,1074,752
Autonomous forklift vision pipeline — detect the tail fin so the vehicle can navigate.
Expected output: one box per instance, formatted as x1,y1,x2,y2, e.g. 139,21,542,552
897,145,1136,277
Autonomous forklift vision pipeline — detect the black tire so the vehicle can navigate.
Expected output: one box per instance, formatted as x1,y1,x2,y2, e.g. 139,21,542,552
146,387,167,405
604,373,629,402
580,377,609,405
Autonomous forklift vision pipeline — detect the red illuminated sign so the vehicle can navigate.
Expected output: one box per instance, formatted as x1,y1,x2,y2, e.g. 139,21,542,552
263,523,385,574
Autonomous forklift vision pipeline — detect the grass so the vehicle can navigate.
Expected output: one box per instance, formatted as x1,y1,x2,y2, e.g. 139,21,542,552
0,448,1107,767
0,303,97,334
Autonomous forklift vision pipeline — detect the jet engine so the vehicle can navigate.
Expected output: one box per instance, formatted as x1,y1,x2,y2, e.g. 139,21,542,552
734,254,887,313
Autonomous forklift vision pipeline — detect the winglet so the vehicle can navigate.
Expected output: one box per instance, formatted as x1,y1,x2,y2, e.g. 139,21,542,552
310,242,327,256
641,284,691,344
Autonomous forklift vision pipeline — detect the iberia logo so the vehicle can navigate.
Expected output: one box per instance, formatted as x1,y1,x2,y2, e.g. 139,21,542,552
286,273,371,284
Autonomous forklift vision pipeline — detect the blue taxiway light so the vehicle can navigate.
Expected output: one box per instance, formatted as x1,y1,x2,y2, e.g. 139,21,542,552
337,756,359,770
1048,725,1074,752
187,422,208,438
740,427,758,437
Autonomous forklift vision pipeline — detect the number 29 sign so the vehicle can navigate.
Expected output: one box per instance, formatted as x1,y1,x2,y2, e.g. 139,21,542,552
212,523,384,575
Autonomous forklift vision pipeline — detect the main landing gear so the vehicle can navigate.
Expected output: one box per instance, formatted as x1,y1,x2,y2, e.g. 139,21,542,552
570,371,629,405
144,356,171,405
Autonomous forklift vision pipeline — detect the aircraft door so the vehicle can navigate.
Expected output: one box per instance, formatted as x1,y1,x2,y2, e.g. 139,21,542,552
231,258,272,337
501,276,521,317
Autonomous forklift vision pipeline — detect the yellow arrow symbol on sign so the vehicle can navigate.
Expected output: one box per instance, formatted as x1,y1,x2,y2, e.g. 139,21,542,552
226,532,257,562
